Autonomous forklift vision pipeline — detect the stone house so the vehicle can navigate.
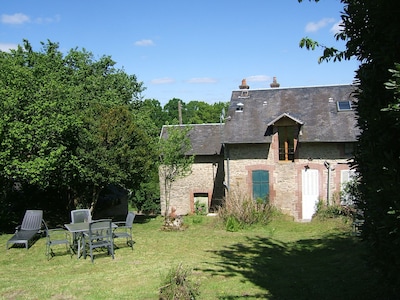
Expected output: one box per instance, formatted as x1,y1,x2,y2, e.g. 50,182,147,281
160,80,359,221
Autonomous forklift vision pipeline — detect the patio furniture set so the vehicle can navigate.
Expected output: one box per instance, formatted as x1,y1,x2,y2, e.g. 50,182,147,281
6,209,135,263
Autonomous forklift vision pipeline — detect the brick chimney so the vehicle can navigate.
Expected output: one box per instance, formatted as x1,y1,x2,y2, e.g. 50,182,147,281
270,77,280,88
239,78,249,89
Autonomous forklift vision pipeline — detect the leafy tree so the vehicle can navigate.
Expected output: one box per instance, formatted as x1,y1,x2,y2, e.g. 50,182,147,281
299,0,400,292
75,104,158,211
163,98,186,124
0,40,154,216
162,98,229,125
159,125,194,222
141,98,167,129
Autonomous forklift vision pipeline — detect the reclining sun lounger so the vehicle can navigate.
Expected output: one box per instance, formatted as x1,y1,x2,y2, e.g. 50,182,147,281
6,210,43,250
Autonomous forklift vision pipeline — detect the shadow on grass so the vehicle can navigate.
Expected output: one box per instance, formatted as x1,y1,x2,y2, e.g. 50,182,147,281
202,233,390,300
134,214,157,224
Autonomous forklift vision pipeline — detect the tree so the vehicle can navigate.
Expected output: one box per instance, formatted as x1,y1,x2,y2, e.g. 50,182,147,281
158,125,194,222
0,40,154,216
75,104,158,211
299,0,400,292
141,99,167,129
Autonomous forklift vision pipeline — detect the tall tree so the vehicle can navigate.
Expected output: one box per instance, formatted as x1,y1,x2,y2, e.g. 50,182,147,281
299,0,400,292
0,40,154,214
163,98,186,124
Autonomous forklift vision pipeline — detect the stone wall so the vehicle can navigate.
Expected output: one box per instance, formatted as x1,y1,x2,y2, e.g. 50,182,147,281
160,140,354,220
159,155,224,216
224,140,354,220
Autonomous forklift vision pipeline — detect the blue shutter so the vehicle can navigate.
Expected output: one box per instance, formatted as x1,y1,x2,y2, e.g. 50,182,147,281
252,170,269,202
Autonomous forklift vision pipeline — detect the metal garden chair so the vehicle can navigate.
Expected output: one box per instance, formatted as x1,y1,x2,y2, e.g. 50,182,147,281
83,219,114,263
113,212,135,250
42,220,72,260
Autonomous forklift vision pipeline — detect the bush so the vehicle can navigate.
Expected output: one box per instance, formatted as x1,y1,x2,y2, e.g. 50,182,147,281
194,200,207,215
159,263,200,300
218,188,279,230
225,216,240,232
313,199,355,221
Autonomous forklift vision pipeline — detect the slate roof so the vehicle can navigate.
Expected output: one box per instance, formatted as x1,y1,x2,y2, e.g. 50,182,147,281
223,84,360,144
160,124,224,155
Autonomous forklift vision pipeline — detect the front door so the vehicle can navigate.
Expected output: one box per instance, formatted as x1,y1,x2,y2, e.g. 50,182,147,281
302,169,319,220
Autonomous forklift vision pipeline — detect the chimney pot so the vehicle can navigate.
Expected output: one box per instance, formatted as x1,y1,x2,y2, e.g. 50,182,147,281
239,78,249,89
270,76,280,88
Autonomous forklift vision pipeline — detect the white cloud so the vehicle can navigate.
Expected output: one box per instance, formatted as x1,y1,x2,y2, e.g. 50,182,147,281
150,77,175,84
35,14,61,24
247,75,270,82
0,43,18,52
134,39,155,46
187,77,217,84
305,18,335,33
330,21,344,34
1,13,30,24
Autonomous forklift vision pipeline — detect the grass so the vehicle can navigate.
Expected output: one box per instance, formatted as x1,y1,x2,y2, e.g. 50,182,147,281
0,215,386,299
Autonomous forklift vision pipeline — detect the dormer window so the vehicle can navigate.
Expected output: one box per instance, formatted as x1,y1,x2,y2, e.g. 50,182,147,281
337,101,352,111
238,90,249,98
266,113,304,162
236,102,244,112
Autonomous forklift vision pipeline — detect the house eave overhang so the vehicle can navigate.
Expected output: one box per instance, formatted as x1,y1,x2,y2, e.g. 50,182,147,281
266,112,304,126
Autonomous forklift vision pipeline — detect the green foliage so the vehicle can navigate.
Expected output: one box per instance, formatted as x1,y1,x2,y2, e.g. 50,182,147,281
300,0,400,292
159,263,200,300
131,181,160,215
218,189,278,230
194,200,207,215
0,39,159,214
159,98,229,126
313,200,355,221
225,216,240,232
159,125,194,220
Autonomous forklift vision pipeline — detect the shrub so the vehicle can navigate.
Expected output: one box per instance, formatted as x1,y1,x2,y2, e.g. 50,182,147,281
194,200,207,215
159,263,200,300
225,216,240,232
313,199,355,221
218,188,279,230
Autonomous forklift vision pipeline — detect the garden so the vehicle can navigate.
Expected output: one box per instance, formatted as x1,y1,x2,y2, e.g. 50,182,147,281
0,214,387,300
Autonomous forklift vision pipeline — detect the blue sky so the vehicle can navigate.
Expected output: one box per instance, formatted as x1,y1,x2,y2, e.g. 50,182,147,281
0,0,358,106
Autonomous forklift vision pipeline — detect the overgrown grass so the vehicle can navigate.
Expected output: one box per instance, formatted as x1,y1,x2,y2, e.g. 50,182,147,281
0,215,389,299
218,189,282,231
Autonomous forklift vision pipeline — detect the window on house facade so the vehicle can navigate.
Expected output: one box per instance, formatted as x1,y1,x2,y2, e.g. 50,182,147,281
278,126,296,161
252,170,269,202
340,169,357,205
337,101,353,111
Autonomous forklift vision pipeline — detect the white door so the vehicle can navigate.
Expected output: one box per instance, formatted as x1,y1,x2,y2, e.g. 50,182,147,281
302,169,319,220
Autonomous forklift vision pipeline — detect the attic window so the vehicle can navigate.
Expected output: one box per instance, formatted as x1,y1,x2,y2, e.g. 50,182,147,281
238,90,249,98
236,102,244,112
337,101,352,111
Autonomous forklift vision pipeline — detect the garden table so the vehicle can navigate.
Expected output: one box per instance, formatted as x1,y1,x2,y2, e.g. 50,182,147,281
64,221,117,259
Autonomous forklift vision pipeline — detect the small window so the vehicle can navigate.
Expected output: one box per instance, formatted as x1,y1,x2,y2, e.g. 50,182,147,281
337,101,352,111
236,102,244,112
238,90,249,98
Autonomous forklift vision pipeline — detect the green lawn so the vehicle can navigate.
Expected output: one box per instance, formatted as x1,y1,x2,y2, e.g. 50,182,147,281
0,215,384,299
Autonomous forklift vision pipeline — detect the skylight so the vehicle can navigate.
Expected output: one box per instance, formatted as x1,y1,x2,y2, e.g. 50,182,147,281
337,101,352,111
